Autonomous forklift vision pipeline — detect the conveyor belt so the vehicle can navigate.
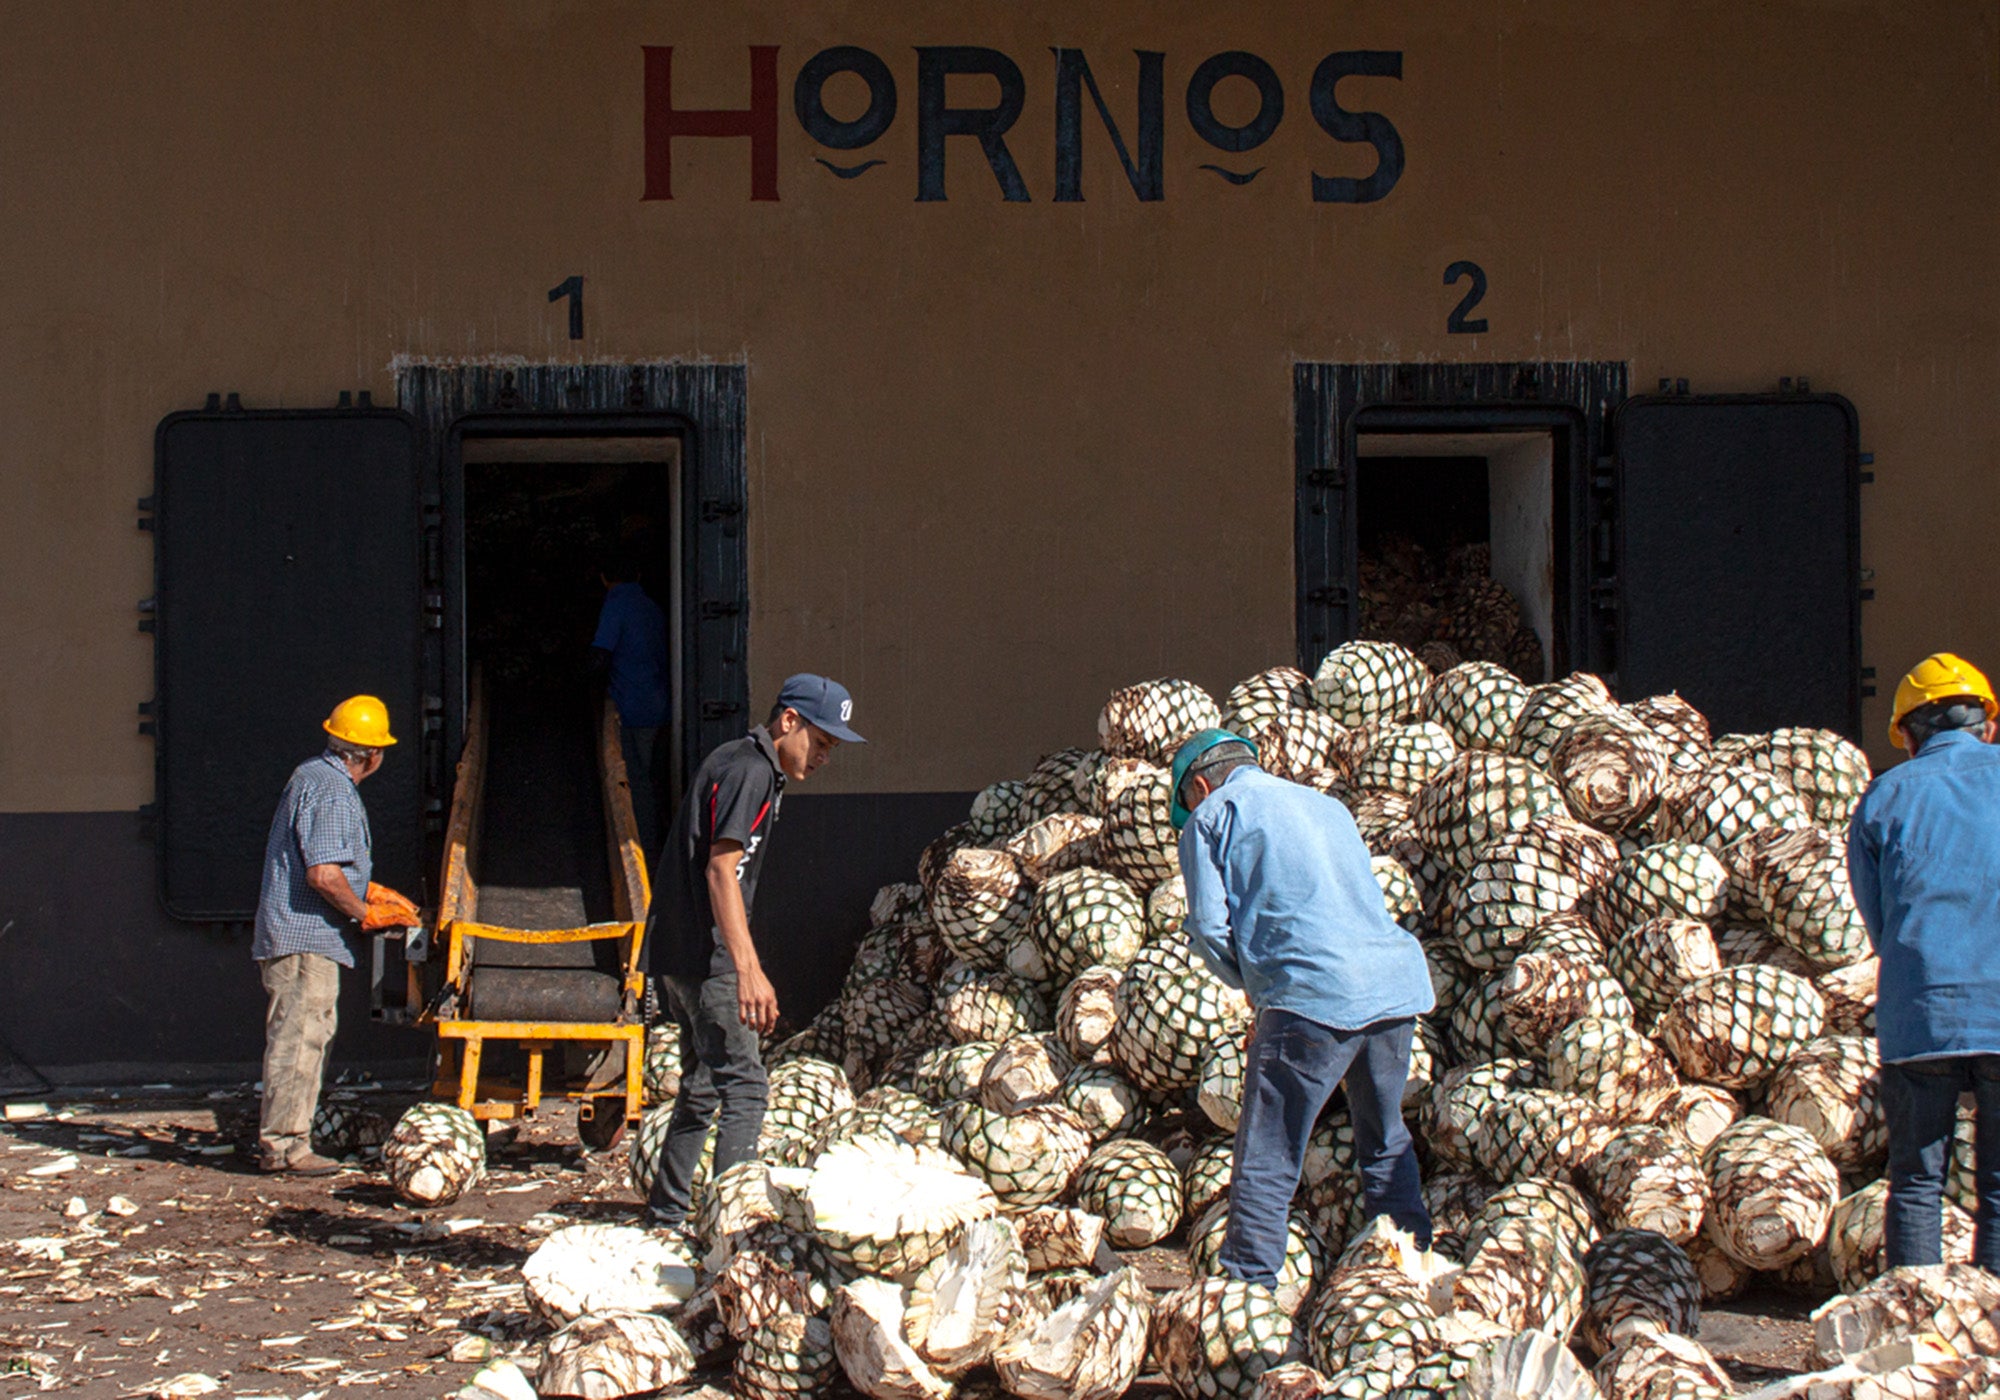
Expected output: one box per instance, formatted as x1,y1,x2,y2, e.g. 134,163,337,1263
473,681,616,937
417,666,653,1131
447,678,641,1020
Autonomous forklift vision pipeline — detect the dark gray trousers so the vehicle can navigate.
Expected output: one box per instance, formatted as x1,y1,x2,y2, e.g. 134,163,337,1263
647,971,768,1222
621,724,662,860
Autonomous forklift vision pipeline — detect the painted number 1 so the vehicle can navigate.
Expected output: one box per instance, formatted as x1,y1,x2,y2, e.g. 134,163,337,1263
548,275,584,340
1444,261,1489,335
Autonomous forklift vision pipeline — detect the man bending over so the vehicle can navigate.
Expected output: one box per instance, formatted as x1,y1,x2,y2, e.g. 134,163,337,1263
1172,727,1435,1284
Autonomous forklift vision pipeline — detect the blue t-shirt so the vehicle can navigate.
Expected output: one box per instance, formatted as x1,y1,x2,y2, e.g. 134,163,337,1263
1848,729,2000,1063
1180,765,1436,1031
592,582,670,729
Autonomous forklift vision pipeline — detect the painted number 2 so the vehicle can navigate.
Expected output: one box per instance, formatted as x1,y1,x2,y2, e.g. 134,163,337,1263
548,275,584,340
1444,261,1488,335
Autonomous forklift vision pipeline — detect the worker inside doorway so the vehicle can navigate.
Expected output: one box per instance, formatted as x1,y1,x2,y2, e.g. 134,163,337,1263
591,546,671,858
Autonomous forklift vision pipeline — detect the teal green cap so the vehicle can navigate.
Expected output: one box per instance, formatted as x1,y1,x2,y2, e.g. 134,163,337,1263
1169,727,1260,831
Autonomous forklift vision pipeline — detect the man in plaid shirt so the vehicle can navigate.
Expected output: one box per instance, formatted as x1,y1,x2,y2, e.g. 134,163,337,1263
252,696,415,1175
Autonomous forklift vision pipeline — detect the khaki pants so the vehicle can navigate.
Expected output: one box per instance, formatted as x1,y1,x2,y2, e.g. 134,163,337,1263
258,953,340,1166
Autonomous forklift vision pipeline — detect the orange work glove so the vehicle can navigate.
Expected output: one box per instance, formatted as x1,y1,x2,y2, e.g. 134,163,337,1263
362,883,421,930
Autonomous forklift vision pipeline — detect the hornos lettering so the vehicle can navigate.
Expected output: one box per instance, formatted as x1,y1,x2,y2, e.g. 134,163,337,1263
640,45,1404,204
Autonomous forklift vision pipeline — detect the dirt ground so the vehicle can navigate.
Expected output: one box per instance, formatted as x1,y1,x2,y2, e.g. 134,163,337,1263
0,1089,1819,1399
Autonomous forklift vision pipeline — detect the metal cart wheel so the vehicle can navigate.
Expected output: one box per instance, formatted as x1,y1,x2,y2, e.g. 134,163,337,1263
577,1096,629,1152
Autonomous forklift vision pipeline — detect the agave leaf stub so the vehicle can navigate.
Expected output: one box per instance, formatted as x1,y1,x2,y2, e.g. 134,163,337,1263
1457,1327,1602,1400
830,1275,956,1400
537,1311,694,1400
1013,1204,1110,1272
992,1267,1152,1400
904,1216,1027,1376
1810,1263,2000,1364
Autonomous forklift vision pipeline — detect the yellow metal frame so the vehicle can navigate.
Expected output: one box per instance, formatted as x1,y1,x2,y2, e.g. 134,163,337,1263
419,672,654,1127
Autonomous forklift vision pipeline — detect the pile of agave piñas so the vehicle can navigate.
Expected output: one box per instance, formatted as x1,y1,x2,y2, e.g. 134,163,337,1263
437,642,2000,1399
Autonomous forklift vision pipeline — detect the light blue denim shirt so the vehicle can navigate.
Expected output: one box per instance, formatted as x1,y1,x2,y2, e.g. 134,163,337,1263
1179,765,1435,1031
1848,728,2000,1063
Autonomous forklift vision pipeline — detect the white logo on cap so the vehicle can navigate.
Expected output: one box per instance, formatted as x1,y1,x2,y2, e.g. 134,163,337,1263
840,699,853,722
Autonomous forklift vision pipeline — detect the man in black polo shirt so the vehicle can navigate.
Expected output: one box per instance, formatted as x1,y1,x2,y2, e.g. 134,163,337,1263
644,673,865,1227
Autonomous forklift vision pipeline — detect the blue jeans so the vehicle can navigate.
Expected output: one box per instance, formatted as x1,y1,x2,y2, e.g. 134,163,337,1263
647,972,768,1223
1220,1011,1431,1285
1882,1055,2000,1274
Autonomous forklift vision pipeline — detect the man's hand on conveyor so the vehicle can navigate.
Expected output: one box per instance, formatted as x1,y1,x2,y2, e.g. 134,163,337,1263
737,963,780,1037
360,882,422,930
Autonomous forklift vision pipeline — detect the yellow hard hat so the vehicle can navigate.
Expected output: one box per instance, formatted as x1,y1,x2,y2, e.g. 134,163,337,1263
1889,653,1997,750
324,695,397,748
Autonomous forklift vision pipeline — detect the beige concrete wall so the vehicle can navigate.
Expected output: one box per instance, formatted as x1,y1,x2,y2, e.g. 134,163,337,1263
2,0,1995,807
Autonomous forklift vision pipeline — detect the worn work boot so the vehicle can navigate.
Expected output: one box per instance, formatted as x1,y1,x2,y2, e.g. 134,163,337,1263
644,1208,695,1251
264,1150,341,1177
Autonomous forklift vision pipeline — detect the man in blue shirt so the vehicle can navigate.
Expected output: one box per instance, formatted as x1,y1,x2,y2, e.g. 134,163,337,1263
591,552,671,856
1172,728,1436,1286
1849,652,2000,1274
252,696,415,1176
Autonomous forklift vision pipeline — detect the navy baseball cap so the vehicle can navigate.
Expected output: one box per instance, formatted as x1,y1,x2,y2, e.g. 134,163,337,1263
774,673,867,743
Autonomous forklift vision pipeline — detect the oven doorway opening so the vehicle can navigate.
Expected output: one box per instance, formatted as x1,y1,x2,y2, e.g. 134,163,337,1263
457,436,683,922
1354,431,1556,683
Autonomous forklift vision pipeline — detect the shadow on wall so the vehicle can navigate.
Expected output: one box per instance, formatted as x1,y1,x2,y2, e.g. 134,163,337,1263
746,791,975,1038
0,794,970,1086
0,812,427,1088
